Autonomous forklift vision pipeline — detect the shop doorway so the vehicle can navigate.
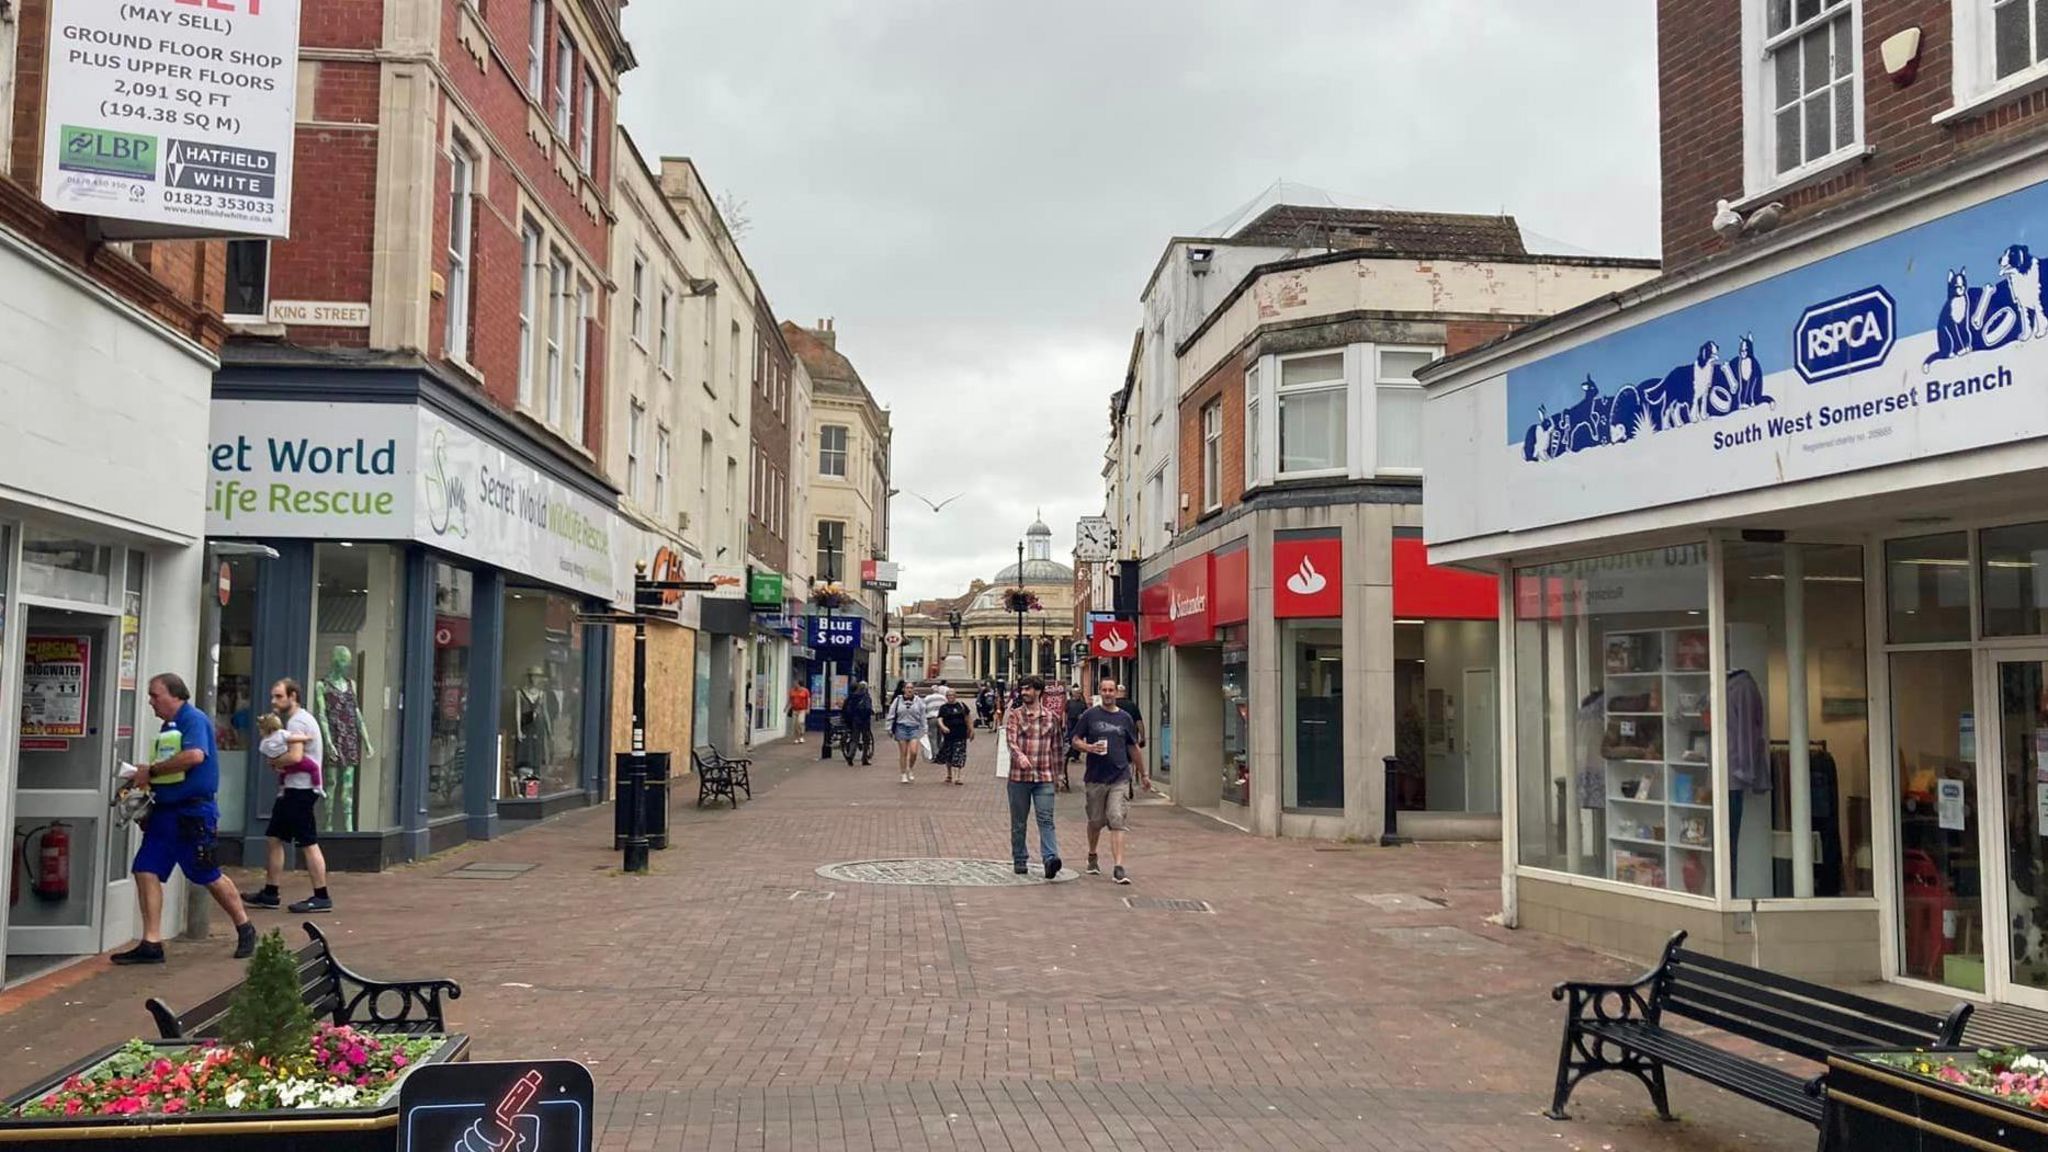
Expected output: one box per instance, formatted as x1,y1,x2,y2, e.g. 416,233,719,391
8,608,119,965
1987,651,2048,1011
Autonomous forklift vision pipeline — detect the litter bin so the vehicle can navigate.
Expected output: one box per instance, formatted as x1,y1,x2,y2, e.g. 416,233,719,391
613,750,672,850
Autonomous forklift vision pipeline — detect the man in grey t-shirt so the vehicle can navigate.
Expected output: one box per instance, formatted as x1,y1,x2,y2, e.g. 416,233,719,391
242,678,334,914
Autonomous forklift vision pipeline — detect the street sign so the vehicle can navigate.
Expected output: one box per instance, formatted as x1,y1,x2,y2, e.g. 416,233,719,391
397,1059,593,1152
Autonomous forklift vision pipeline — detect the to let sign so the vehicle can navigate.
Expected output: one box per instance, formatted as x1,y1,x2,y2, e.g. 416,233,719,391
806,615,863,651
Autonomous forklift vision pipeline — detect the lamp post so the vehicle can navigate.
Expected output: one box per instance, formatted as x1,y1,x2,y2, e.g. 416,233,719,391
1012,539,1026,683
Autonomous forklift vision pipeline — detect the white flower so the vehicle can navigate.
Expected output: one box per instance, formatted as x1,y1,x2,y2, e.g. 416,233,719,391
2016,1055,2048,1075
223,1086,247,1110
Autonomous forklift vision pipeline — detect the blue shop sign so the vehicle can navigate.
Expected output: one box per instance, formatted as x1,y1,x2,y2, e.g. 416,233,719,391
1456,174,2048,538
806,615,864,651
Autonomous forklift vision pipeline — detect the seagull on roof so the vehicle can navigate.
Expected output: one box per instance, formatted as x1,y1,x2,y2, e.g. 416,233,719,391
904,490,965,513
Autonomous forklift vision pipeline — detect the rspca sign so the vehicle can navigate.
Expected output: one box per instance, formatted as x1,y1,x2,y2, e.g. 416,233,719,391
1424,173,2048,546
1795,286,1894,384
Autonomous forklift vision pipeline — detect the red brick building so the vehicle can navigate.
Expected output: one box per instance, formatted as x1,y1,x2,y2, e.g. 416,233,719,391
204,0,639,868
1422,1,2048,994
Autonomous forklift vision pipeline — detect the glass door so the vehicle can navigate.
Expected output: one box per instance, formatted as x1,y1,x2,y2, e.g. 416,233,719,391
8,609,116,960
1992,651,2048,1010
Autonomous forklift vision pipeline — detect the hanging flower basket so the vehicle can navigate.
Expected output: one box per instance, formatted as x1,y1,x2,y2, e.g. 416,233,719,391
1002,590,1042,614
811,581,851,610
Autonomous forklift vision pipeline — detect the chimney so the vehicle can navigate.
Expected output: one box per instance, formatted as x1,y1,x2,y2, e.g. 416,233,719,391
813,317,837,349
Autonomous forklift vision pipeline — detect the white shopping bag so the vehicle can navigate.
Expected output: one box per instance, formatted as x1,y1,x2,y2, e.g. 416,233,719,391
995,736,1011,778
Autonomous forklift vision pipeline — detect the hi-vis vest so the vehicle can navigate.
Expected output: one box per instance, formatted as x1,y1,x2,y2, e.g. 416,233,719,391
151,724,188,786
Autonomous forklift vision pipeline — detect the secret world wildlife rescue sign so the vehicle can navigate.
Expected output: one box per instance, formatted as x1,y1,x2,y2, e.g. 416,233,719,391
1432,172,2048,540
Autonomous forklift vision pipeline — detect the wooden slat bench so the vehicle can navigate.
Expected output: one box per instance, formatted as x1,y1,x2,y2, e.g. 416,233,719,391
691,745,751,808
146,922,460,1040
1547,930,1974,1127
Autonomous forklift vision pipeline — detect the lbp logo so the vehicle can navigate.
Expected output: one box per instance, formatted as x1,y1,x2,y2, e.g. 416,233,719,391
1795,285,1895,384
58,126,157,180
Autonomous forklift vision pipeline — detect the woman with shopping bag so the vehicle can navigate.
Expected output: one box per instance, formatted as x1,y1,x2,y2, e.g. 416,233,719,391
882,680,928,785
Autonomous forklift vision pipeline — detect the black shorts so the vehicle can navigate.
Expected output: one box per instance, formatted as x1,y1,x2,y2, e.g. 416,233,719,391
266,789,321,846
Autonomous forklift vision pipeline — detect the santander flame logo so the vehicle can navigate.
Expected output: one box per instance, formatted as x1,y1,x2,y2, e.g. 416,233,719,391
1097,629,1131,655
1286,556,1329,597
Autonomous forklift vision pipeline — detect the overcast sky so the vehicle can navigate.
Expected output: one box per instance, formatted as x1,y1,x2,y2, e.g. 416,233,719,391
618,1,1661,603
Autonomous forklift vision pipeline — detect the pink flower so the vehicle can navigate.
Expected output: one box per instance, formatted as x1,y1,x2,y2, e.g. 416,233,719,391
160,1099,185,1114
344,1045,367,1066
63,1099,82,1117
391,1055,408,1068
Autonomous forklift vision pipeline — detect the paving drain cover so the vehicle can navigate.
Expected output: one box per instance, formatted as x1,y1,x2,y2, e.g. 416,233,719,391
441,862,536,881
1353,892,1449,912
1124,897,1212,912
816,858,1078,886
1368,925,1507,956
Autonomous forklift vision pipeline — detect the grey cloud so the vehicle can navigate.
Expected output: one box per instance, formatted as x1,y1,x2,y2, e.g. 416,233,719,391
621,1,1659,601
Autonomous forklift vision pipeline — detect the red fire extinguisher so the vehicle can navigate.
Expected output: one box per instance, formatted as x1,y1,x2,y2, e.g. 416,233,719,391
18,822,69,904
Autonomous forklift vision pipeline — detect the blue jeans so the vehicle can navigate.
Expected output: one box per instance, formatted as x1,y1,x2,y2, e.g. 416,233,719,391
1007,780,1060,867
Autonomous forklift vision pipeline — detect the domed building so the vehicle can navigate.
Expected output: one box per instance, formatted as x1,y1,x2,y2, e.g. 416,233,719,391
895,516,1079,686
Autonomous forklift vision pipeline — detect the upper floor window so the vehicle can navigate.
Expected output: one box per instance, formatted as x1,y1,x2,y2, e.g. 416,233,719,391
445,141,477,363
1276,351,1347,476
1244,360,1262,488
517,220,542,407
553,33,576,139
1375,348,1434,473
224,240,269,323
818,519,847,582
545,251,571,426
1994,0,2048,78
577,67,596,170
654,425,671,517
527,0,547,95
626,399,644,501
572,278,592,439
658,285,673,370
728,320,741,394
1955,0,2048,106
819,424,849,477
1749,0,1859,187
630,254,646,345
1200,400,1222,512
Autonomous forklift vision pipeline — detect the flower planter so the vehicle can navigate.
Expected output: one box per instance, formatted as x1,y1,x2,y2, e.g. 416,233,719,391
0,1034,468,1152
1822,1048,2048,1152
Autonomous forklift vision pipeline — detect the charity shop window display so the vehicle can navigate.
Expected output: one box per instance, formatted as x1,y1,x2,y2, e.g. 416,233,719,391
310,543,404,833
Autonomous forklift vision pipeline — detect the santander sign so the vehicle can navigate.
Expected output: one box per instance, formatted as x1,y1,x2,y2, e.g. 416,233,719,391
1091,620,1136,659
1275,537,1341,618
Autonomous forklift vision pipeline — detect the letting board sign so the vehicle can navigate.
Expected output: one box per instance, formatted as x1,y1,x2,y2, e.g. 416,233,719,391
41,0,302,238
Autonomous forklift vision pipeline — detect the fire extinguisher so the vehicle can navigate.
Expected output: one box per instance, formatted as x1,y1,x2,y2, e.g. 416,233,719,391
18,822,69,904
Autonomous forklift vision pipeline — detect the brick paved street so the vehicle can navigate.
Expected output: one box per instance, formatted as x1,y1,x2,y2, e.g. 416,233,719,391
1,737,1814,1150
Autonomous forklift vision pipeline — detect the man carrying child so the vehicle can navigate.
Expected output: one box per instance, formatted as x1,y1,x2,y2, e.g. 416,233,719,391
241,678,334,913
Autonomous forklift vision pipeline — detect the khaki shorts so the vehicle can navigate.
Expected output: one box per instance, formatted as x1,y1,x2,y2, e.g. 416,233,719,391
1085,780,1130,830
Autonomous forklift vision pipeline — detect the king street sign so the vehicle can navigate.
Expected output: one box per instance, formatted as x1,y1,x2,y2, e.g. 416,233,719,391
1795,285,1895,384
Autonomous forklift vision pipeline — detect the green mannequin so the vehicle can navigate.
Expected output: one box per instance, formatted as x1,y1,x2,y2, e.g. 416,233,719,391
312,645,374,833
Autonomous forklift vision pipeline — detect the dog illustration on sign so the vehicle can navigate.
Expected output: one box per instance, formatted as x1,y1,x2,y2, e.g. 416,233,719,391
1923,248,2042,371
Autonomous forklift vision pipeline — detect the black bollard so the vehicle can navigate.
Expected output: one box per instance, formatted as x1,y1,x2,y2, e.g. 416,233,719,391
1380,755,1410,847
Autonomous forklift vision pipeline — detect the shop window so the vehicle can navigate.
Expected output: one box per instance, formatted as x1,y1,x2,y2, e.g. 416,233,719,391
1513,545,1711,894
1722,542,1872,899
1887,532,1971,644
503,587,586,798
1393,618,1504,814
20,532,113,603
310,543,405,833
429,564,473,821
107,551,146,885
1284,621,1345,810
211,553,260,834
1277,351,1347,476
1980,521,2048,636
1893,649,1983,991
1221,632,1249,805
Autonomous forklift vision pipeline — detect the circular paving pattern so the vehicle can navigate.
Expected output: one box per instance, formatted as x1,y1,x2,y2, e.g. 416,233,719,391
816,858,1080,886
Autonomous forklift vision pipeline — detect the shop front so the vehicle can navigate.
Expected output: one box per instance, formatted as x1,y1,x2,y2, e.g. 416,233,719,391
747,569,791,745
203,376,620,868
0,238,215,983
1421,160,2048,998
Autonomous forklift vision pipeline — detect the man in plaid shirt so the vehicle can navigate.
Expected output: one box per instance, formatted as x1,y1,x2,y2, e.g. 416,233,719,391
1002,675,1064,879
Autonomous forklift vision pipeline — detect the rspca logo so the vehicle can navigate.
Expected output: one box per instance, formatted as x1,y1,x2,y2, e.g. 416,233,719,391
1795,286,1895,384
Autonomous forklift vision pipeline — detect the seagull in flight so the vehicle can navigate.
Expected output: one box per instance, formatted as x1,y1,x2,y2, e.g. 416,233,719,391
903,490,965,513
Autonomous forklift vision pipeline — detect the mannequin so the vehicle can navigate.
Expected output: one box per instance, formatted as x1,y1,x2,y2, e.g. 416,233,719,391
513,666,551,794
313,646,373,833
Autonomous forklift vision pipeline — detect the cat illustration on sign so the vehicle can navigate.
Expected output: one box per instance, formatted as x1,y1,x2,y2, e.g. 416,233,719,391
1519,338,1771,463
1924,256,2031,371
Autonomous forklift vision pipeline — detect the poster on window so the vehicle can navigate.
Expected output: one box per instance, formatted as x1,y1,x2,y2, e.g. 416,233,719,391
22,636,91,738
119,593,141,691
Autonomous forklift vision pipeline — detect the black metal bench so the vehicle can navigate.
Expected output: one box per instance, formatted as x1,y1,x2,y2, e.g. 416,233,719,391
146,922,461,1040
1547,930,1973,1127
691,745,751,807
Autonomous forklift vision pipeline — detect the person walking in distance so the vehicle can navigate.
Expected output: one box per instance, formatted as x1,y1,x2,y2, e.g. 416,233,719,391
113,673,258,964
1054,680,1085,793
786,679,813,744
882,680,928,784
1072,678,1142,884
1003,675,1064,879
935,686,972,785
243,678,335,913
842,680,876,765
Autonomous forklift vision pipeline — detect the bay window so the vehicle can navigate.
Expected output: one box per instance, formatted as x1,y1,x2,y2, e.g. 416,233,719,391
1243,342,1444,486
1277,351,1347,476
1375,347,1433,472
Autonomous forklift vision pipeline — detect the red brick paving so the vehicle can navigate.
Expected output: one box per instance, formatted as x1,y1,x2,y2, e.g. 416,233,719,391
0,739,1813,1150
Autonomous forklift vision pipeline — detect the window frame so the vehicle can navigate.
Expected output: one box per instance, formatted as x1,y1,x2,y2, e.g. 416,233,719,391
728,319,741,395
576,66,596,171
817,519,847,583
1953,0,2048,111
1244,360,1263,492
517,220,542,408
1272,348,1351,480
553,31,575,139
445,141,477,363
1741,0,1865,197
819,424,849,478
626,399,644,502
223,238,270,324
654,424,671,517
1373,344,1438,477
571,277,592,441
657,283,673,372
1200,399,1222,513
526,0,547,96
630,253,646,347
545,250,570,427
